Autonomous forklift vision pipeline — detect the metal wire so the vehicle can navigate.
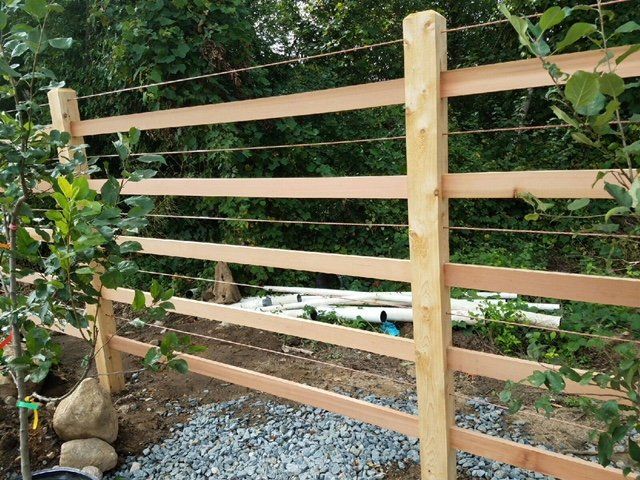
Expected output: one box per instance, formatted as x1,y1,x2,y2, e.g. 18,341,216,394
95,135,406,158
448,311,640,347
447,226,640,241
73,40,404,101
451,392,598,433
138,269,265,290
447,119,637,136
136,320,415,387
147,213,408,229
443,0,632,33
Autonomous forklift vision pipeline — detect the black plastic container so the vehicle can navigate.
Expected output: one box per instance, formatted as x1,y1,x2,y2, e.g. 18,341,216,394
31,467,99,480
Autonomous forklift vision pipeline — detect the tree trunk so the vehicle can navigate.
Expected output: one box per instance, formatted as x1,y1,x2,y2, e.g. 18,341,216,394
8,225,32,480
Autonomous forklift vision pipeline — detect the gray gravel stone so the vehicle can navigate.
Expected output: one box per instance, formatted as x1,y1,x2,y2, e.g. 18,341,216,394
104,394,588,480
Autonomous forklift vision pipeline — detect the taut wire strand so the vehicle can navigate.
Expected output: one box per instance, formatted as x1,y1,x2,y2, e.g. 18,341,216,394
447,226,640,241
73,40,404,101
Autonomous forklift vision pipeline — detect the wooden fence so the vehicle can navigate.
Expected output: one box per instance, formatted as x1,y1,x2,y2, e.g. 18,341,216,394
38,9,640,480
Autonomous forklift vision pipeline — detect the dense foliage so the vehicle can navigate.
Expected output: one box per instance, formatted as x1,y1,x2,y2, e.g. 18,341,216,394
0,0,638,475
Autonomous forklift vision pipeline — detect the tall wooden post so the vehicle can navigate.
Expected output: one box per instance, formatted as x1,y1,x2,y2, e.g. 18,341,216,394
404,11,455,480
47,88,125,393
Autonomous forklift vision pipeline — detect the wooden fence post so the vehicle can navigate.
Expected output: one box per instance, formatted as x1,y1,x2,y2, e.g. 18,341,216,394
47,88,125,393
403,11,455,480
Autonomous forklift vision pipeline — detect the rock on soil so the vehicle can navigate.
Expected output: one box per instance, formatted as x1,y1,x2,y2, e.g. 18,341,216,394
60,438,118,472
53,378,118,443
106,394,557,480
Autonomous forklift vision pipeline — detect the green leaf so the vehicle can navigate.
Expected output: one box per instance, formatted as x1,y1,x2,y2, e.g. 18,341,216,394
599,73,624,97
119,241,142,254
565,71,602,115
0,12,7,30
623,140,640,156
629,439,640,462
539,7,566,32
604,182,632,207
571,132,597,147
128,127,141,146
524,213,540,221
24,0,48,19
616,44,640,64
150,280,163,302
143,347,162,371
605,206,630,222
100,269,123,289
100,177,120,206
567,198,590,211
124,196,154,217
598,433,613,467
556,23,597,52
614,21,640,34
550,106,579,128
48,37,72,49
630,178,640,209
167,358,189,374
137,154,165,165
132,290,146,311
545,370,566,393
0,58,20,78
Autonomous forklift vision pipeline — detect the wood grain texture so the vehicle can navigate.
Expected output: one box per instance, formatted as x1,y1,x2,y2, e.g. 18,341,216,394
445,263,640,307
443,170,635,199
47,88,125,393
120,235,412,282
71,46,638,135
404,11,455,480
73,79,404,136
109,335,419,437
103,287,414,361
88,175,408,199
448,347,625,402
451,427,628,480
442,45,638,97
108,335,628,479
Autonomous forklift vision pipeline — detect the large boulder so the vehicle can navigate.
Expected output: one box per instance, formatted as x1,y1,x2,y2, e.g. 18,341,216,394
59,438,117,472
53,378,118,443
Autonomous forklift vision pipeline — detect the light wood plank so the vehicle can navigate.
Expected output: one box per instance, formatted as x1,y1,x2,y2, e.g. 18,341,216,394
103,287,414,361
72,79,404,136
405,11,455,480
71,46,638,135
109,335,419,437
443,45,638,97
109,335,627,480
451,427,627,480
443,170,631,199
445,263,640,308
448,347,626,402
88,176,408,199
120,236,412,282
48,88,125,393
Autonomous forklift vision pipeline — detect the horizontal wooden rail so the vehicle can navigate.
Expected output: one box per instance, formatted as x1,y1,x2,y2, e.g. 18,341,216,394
448,347,625,402
443,170,631,199
445,263,640,308
120,235,411,282
450,427,627,480
89,176,408,199
42,169,635,200
72,47,638,136
103,287,414,361
442,45,638,97
108,335,626,480
109,335,418,436
73,80,404,136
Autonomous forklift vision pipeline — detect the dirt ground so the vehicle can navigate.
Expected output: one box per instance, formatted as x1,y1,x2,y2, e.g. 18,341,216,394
0,308,599,479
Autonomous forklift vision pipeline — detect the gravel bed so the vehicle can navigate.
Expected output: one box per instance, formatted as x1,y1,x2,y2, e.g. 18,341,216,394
105,393,563,480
